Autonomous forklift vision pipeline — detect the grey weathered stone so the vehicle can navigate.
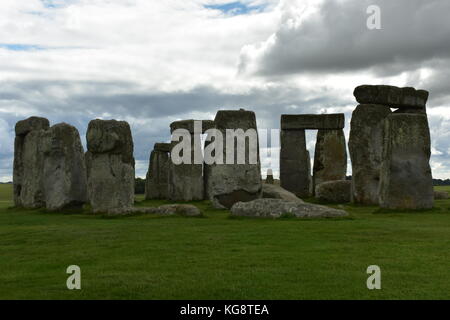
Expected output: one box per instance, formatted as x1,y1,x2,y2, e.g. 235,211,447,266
13,117,50,208
42,123,87,211
281,114,345,130
262,183,304,202
354,85,429,109
170,119,215,134
379,114,434,210
315,180,351,203
349,104,392,205
86,119,135,213
145,144,170,200
434,191,449,200
207,109,262,209
157,204,202,217
154,142,171,153
107,204,202,217
169,120,204,201
265,169,274,184
313,129,347,192
280,129,311,198
230,198,348,219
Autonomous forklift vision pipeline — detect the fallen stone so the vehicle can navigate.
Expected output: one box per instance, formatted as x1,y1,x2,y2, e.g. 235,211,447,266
280,129,311,198
315,180,351,203
42,123,88,211
354,85,429,109
230,199,348,219
313,129,347,192
434,191,449,200
281,114,345,130
379,114,434,210
262,183,304,202
349,104,392,205
158,204,202,217
107,204,202,217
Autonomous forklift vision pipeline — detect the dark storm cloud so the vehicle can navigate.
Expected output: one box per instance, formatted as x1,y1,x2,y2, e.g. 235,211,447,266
240,0,450,77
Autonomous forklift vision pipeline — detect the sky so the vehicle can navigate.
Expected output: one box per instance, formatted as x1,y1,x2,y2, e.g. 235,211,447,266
0,0,449,181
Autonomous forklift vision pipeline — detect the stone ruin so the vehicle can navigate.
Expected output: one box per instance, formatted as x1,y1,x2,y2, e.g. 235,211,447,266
12,84,436,215
350,85,434,209
86,119,135,213
13,117,87,211
280,114,347,198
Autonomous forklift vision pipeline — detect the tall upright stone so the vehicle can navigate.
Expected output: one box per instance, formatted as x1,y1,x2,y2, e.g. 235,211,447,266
168,120,206,201
207,110,262,209
145,143,170,200
42,123,88,211
313,129,347,191
86,119,135,213
379,114,433,210
349,104,392,204
279,129,311,197
13,117,50,208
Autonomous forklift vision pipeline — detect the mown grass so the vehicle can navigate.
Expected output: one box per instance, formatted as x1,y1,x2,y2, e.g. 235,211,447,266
0,184,449,300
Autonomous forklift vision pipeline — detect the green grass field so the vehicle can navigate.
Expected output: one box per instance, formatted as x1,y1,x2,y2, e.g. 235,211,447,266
0,183,449,300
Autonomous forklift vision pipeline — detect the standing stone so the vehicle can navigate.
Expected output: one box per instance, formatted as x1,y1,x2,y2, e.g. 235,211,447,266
379,114,434,209
265,169,274,184
207,110,262,209
13,117,50,208
280,129,311,198
42,123,87,211
312,129,347,191
349,104,392,205
145,143,170,200
168,120,204,201
86,119,135,213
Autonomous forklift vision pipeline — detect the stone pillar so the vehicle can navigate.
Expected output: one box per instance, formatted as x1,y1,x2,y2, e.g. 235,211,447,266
42,123,88,211
168,120,206,201
379,114,433,209
207,109,262,209
279,129,311,197
349,104,392,205
145,143,170,200
265,169,274,184
86,119,135,213
313,129,347,192
13,117,50,208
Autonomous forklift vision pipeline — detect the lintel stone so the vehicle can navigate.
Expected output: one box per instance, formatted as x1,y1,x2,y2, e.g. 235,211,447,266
281,114,345,130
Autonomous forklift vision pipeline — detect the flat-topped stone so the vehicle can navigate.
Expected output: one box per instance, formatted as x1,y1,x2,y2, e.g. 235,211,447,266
230,199,348,219
154,143,171,153
281,114,345,130
170,120,214,134
354,85,429,109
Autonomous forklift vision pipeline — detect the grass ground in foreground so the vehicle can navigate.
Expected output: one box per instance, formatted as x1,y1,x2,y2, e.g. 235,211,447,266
0,184,449,300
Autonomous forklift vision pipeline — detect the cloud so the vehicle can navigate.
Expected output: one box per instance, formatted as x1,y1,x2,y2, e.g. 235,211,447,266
239,0,450,77
0,0,449,182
